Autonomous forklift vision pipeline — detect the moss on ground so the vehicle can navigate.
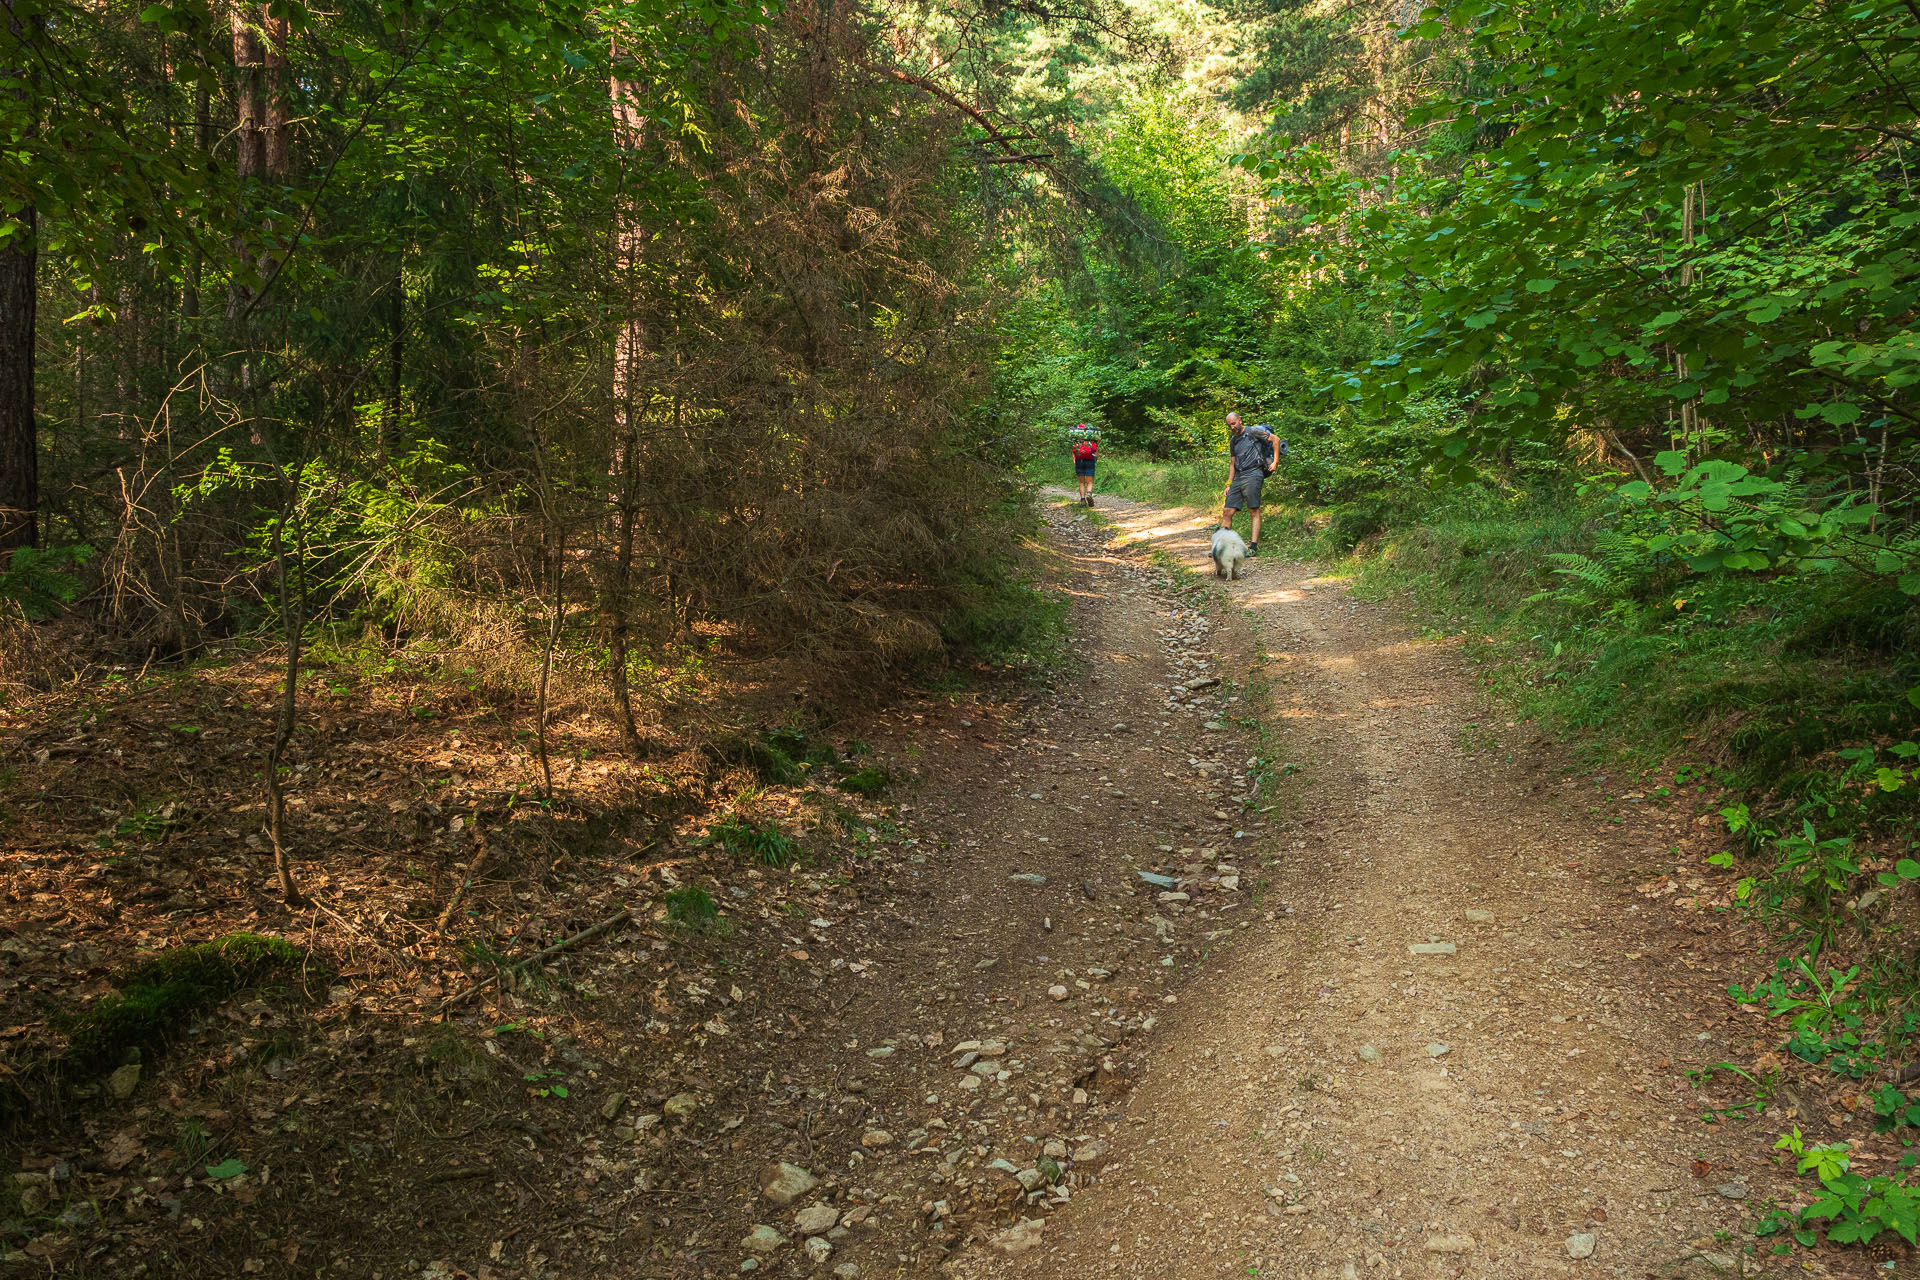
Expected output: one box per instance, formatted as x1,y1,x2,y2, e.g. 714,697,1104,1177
60,932,305,1078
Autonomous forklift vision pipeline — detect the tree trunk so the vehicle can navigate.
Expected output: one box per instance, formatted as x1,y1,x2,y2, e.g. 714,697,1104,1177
608,428,645,753
262,10,290,177
384,264,403,458
0,0,36,555
534,524,564,800
228,5,264,319
265,465,306,906
0,203,34,554
231,8,264,179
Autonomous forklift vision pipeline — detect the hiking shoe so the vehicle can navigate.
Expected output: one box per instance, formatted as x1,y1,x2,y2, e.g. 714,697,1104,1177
1248,542,1259,556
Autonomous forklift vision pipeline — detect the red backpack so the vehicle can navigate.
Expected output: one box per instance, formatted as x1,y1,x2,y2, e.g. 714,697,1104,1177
1073,440,1097,462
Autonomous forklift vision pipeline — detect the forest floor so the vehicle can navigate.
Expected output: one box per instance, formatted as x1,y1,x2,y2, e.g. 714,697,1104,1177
0,494,1899,1279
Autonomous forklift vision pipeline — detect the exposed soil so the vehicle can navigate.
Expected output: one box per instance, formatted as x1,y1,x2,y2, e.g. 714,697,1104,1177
1,492,1898,1280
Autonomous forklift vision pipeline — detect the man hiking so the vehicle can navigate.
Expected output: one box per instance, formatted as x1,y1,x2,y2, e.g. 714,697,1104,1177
1219,412,1277,556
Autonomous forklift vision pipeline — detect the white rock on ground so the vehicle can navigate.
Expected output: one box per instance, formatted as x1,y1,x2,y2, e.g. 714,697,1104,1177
989,1217,1047,1256
758,1163,819,1205
741,1225,789,1255
794,1203,839,1235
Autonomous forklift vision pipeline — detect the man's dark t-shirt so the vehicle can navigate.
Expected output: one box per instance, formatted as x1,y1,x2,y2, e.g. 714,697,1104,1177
1229,430,1270,476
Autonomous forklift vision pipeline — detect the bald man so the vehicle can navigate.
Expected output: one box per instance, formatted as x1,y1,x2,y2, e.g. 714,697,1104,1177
1219,411,1275,555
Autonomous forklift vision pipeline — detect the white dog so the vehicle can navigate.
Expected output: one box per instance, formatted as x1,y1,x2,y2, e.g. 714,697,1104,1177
1210,527,1248,580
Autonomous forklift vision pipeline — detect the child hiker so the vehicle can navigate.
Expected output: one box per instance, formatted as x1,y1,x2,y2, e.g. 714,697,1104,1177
1071,425,1099,507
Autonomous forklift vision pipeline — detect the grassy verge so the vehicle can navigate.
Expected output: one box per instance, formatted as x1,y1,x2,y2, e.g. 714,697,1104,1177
1032,453,1228,512
1055,453,1917,825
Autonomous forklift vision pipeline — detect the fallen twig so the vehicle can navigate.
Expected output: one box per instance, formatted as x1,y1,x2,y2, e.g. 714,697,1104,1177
439,908,633,1008
435,824,491,934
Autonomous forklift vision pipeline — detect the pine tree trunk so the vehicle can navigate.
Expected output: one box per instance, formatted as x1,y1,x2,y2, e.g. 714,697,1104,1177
0,204,33,554
0,1,36,555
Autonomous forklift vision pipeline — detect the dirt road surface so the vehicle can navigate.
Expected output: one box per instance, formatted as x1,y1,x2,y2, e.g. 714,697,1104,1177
892,494,1809,1280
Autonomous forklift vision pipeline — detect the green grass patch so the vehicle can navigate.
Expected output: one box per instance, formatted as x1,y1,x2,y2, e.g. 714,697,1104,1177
836,766,890,797
1338,484,1919,828
1032,451,1227,510
664,885,720,928
705,814,800,867
1033,451,1323,556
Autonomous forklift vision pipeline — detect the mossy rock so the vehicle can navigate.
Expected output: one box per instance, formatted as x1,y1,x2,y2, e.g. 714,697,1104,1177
836,766,890,797
60,933,306,1079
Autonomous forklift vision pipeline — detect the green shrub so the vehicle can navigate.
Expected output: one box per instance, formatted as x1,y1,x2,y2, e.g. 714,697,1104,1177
664,885,719,927
706,815,799,867
837,766,890,797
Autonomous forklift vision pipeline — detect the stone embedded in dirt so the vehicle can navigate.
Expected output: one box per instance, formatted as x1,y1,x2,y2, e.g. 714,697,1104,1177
958,1076,982,1091
1047,984,1070,1001
1015,1167,1045,1191
833,1266,861,1279
1566,1232,1597,1259
860,1129,894,1147
1010,873,1049,886
954,1051,980,1069
864,1046,894,1059
976,1040,1008,1057
1425,1043,1450,1057
664,1092,701,1118
600,1091,627,1121
1072,1140,1109,1164
1219,875,1241,891
106,1063,141,1099
1715,1181,1748,1200
1463,908,1494,923
1138,871,1179,889
759,1163,819,1204
794,1204,839,1235
1356,1044,1381,1063
1407,942,1457,956
989,1218,1047,1256
1042,1139,1068,1159
1423,1234,1475,1253
741,1225,790,1255
803,1236,834,1264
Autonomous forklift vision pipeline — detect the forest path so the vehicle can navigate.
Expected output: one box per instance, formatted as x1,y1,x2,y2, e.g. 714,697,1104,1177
944,493,1804,1280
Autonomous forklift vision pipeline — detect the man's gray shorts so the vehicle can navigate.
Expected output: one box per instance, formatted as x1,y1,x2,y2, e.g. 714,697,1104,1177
1225,474,1264,511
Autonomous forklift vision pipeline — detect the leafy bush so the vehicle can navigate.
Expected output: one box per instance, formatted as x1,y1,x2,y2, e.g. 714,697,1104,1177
1765,1128,1920,1248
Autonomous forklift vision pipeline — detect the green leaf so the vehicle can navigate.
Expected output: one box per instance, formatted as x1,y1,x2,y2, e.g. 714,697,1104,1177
1525,278,1557,293
1820,401,1863,425
206,1158,249,1179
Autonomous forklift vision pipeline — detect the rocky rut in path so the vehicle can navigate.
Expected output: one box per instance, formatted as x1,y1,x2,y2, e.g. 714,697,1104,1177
946,495,1809,1280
